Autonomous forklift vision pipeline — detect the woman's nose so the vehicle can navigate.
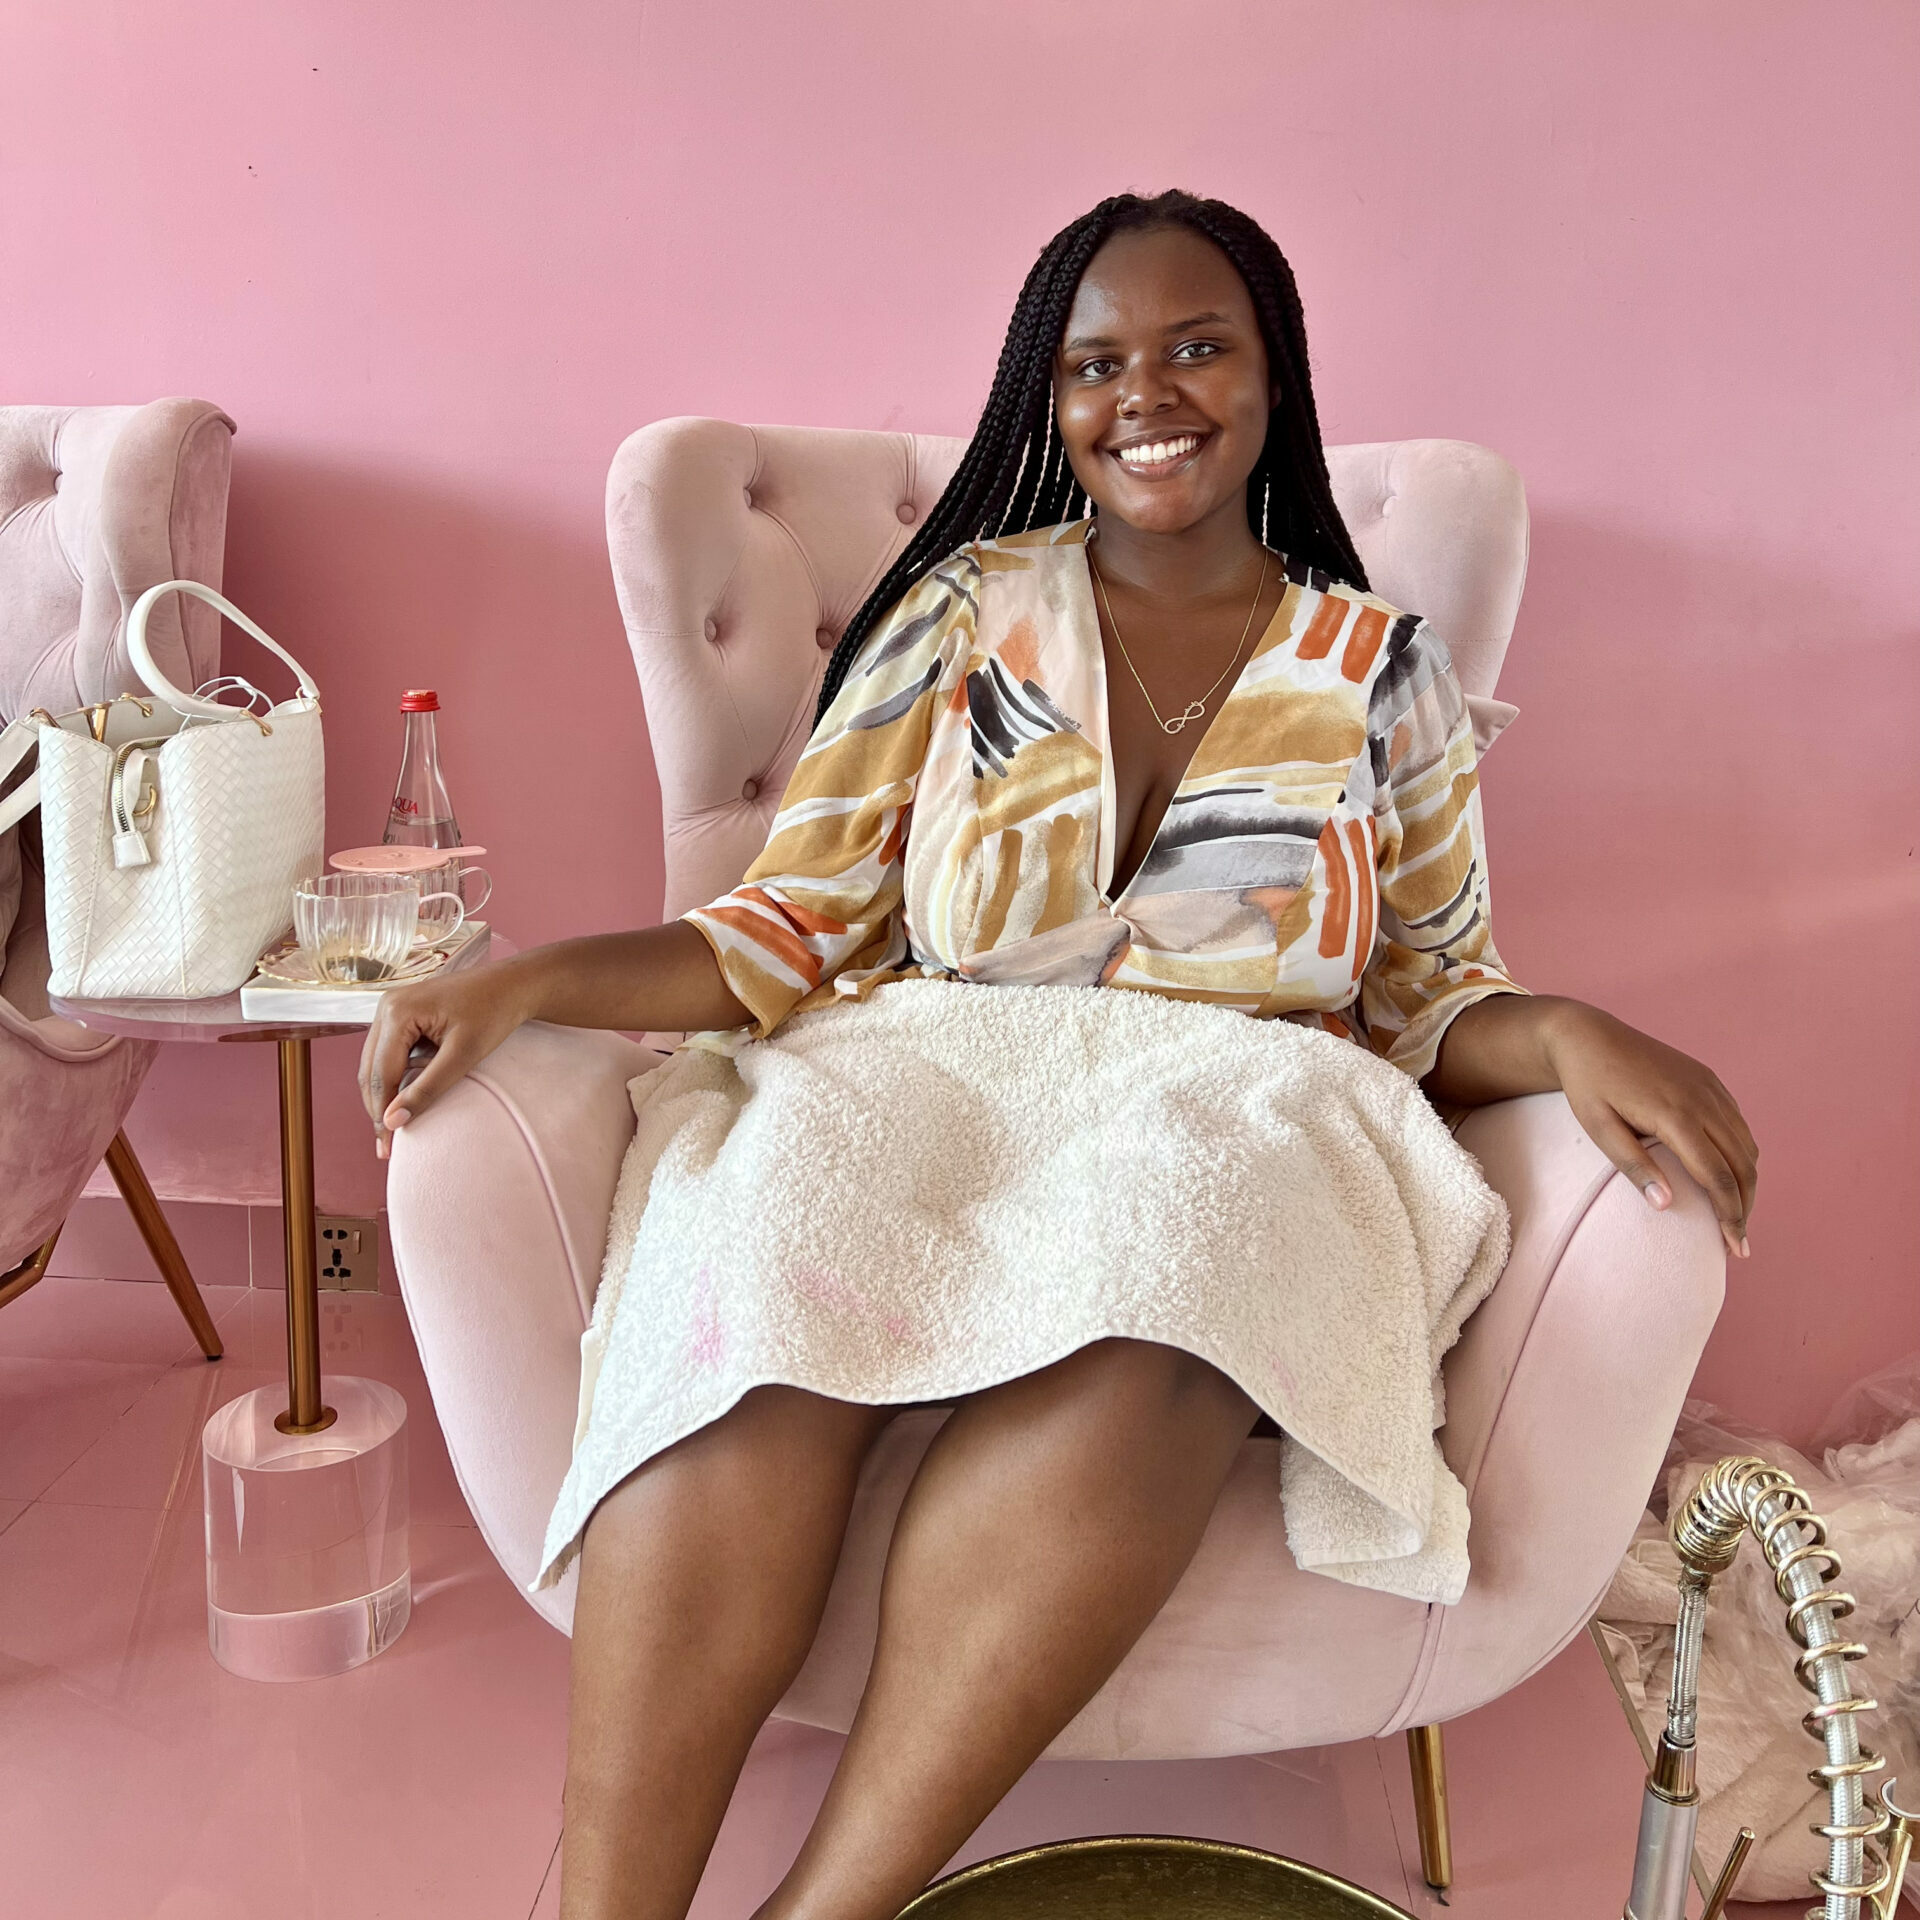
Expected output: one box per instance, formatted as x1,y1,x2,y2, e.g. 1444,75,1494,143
1116,357,1180,417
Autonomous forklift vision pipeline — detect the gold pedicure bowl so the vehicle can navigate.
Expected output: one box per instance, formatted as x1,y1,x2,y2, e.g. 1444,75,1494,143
898,1836,1418,1919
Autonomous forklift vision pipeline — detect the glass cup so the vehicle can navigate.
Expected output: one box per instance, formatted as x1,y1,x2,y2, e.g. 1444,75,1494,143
326,846,490,946
293,873,464,982
412,855,491,942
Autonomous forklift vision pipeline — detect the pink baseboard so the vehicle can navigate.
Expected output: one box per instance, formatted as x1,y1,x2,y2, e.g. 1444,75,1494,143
48,1197,399,1296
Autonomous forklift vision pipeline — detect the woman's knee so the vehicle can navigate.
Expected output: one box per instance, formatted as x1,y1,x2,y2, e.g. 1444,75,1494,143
584,1389,888,1546
1068,1338,1256,1423
727,1383,895,1453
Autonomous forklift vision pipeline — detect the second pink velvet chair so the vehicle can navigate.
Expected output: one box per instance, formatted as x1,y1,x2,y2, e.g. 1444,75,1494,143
387,419,1726,1896
0,399,234,1347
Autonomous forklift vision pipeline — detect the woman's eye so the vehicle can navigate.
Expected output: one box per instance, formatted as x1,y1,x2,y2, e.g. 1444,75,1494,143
1077,358,1119,380
1173,340,1222,362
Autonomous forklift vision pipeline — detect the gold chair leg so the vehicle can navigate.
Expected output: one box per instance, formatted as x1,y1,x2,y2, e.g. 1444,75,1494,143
1406,1723,1454,1897
0,1225,64,1309
104,1132,223,1360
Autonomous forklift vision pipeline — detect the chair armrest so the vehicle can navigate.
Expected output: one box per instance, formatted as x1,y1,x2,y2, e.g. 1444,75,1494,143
386,1020,656,1613
1395,1092,1726,1726
0,1019,154,1261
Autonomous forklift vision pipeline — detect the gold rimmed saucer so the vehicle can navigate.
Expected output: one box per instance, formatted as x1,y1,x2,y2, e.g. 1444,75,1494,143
253,942,452,990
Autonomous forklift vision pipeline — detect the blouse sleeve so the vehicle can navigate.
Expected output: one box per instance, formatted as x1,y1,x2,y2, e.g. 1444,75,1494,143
1359,623,1526,1080
683,559,975,1037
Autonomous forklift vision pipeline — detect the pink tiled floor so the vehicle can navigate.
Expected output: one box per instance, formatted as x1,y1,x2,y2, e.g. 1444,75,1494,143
2,1274,1806,1919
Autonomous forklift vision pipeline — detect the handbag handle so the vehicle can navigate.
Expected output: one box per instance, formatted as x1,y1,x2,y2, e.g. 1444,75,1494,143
0,718,39,837
126,580,322,721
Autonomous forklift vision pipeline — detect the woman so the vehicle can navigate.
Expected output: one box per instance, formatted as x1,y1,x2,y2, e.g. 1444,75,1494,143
361,191,1757,1920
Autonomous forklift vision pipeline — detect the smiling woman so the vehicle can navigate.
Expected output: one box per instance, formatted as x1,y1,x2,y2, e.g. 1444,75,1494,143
359,188,1759,1920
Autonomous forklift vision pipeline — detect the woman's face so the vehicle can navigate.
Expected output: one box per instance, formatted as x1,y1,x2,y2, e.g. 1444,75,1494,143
1054,225,1277,540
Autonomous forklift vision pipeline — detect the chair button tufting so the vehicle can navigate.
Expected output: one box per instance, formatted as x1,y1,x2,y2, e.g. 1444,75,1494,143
896,502,916,524
744,488,755,509
741,778,760,801
816,627,834,650
704,618,719,642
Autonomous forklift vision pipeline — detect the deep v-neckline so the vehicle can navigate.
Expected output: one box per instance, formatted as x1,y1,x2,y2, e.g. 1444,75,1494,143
1076,538,1288,905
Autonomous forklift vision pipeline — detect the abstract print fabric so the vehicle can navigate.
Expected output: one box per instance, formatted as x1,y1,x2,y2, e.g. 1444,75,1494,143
685,520,1523,1081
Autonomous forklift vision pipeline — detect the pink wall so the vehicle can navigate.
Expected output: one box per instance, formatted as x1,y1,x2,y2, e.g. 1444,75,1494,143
8,2,1916,1439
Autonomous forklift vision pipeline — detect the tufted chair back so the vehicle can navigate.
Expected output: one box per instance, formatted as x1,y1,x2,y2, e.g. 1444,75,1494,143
0,400,235,722
607,419,1528,922
0,399,235,990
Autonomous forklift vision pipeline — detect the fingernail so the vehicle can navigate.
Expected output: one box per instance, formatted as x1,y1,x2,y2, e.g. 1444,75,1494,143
384,1104,410,1130
1738,1236,1751,1259
1643,1180,1671,1210
375,1137,388,1162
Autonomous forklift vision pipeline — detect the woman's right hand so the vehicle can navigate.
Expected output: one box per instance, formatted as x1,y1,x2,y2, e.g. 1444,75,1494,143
359,959,537,1159
358,922,748,1159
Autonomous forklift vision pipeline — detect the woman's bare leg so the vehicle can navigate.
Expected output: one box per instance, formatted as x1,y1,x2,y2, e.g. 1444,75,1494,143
561,1386,892,1920
755,1339,1258,1920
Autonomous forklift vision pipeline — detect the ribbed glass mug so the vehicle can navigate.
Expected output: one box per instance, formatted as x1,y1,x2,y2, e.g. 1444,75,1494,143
325,845,490,944
411,855,491,942
293,874,463,982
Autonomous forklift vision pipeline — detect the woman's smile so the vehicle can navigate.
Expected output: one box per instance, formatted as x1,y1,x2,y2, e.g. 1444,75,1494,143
1107,428,1212,480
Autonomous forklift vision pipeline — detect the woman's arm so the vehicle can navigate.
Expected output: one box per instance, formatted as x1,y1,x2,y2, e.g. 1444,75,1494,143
1353,632,1757,1260
1425,992,1759,1260
358,922,745,1158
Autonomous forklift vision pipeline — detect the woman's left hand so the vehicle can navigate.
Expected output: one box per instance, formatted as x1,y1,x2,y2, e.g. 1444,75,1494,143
1545,1003,1758,1259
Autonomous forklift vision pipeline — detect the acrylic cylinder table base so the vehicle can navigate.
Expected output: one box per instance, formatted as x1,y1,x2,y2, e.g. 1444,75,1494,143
48,954,515,1682
201,1375,411,1681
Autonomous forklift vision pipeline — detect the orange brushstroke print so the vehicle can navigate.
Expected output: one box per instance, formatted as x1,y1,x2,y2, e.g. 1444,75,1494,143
1341,608,1387,683
1316,816,1352,960
701,900,824,984
740,885,847,939
1295,594,1349,661
1344,817,1375,979
999,616,1041,686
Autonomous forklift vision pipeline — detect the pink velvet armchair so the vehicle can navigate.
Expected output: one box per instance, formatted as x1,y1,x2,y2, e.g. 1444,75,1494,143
0,399,234,1345
386,419,1726,1896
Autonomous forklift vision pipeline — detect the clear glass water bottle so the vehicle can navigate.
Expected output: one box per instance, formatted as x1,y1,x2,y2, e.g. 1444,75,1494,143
383,689,463,848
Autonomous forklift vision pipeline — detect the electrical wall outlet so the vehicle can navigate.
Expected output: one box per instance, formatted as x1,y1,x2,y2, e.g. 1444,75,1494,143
316,1215,380,1291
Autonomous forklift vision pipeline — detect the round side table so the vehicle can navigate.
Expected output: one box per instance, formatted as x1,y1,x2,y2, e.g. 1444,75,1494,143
52,931,507,1680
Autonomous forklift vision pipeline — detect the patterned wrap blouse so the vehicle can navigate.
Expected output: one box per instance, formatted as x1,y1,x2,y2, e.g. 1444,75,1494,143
686,520,1525,1080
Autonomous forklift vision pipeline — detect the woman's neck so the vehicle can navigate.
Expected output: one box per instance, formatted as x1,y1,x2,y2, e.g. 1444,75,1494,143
1088,495,1266,608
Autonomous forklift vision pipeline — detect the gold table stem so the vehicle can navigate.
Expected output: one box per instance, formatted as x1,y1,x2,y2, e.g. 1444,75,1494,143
274,1037,335,1435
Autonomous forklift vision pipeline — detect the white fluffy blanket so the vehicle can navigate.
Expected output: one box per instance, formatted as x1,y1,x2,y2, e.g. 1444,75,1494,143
538,979,1509,1602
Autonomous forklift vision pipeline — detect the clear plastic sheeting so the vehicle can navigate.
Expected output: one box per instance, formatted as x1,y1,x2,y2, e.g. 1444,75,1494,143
1598,1352,1920,1907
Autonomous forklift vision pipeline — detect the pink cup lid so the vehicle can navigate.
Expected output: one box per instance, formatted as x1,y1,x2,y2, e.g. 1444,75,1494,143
329,844,487,874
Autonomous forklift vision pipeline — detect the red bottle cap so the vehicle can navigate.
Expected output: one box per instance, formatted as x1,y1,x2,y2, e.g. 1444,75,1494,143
399,689,440,712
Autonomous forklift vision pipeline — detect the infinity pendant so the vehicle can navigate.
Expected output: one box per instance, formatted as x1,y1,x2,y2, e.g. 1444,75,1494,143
1162,701,1207,735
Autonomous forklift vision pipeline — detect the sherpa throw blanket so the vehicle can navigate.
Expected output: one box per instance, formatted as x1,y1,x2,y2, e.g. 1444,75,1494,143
537,979,1510,1603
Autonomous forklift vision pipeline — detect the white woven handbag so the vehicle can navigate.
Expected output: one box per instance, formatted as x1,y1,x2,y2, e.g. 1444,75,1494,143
0,580,325,999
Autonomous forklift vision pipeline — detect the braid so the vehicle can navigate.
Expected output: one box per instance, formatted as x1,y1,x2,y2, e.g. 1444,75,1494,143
817,190,1368,721
1171,199,1365,590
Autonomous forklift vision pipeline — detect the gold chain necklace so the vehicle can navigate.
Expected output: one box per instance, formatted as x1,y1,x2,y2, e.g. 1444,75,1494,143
1089,539,1270,736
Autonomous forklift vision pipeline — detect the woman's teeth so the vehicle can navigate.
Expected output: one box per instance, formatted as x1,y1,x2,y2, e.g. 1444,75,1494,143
1115,433,1201,471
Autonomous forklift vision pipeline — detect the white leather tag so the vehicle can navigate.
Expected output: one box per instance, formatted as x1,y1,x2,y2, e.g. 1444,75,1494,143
113,827,153,868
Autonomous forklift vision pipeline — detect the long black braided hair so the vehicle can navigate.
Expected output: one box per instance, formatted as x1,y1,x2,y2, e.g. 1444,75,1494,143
816,189,1369,722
